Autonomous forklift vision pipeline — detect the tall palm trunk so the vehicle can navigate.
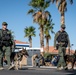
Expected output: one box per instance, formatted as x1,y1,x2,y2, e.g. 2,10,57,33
40,25,44,49
61,13,65,25
29,36,32,48
46,37,49,53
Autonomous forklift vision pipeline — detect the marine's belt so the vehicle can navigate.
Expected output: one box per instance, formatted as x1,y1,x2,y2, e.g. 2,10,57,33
58,42,65,44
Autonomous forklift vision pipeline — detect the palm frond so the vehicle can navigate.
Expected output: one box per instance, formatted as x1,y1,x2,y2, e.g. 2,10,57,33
70,0,73,4
24,26,36,38
45,11,51,20
43,0,50,9
51,0,55,3
33,11,42,23
27,9,35,14
56,0,61,7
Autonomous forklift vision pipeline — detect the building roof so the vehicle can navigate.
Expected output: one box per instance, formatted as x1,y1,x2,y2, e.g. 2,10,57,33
44,46,75,55
14,40,29,44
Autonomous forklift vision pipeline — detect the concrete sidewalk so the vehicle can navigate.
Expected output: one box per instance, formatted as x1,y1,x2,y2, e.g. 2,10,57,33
40,66,57,69
23,65,76,69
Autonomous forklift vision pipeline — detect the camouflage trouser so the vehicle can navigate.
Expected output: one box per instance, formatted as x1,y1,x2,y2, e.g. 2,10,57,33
57,46,66,68
0,47,3,67
3,46,11,67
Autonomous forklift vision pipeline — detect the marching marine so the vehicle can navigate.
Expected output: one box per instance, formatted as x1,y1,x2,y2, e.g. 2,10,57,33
54,24,70,70
0,22,14,70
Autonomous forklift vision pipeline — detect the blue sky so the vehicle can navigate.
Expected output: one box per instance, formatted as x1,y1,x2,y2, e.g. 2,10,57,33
0,0,76,50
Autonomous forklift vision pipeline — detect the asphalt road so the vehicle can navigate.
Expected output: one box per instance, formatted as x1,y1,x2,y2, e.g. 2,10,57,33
0,67,76,75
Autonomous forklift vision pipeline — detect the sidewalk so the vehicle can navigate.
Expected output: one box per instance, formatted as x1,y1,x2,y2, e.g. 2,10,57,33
23,65,76,69
40,66,57,69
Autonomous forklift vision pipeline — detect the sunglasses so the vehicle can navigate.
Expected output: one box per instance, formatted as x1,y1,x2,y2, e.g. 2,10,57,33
62,27,65,29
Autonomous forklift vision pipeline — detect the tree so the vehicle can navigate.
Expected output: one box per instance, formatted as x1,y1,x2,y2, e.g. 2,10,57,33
50,0,73,25
28,0,51,49
44,20,55,53
49,0,73,54
24,26,36,48
9,30,15,51
9,30,15,39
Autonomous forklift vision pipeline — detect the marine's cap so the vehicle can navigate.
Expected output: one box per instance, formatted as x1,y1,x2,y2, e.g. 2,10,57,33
61,24,66,29
2,22,8,26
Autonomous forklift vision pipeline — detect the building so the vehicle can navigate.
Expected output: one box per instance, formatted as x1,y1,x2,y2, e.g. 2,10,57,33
14,40,29,52
44,46,75,55
26,48,43,66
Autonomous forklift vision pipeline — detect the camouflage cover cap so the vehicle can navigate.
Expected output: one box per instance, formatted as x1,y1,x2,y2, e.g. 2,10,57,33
2,22,8,25
61,24,66,28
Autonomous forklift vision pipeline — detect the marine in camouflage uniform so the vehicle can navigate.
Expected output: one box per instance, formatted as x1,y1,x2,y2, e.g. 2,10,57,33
0,22,14,70
54,24,70,70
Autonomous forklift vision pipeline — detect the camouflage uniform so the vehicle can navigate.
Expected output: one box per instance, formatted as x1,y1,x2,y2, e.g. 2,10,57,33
0,22,14,70
54,24,70,70
0,46,3,68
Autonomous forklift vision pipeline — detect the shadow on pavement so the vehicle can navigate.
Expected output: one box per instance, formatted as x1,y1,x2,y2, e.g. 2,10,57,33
66,69,76,75
55,69,76,75
19,67,28,70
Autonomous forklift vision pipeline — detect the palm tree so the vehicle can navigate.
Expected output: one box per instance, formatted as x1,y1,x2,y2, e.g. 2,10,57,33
9,30,15,39
44,20,55,53
49,0,73,54
50,0,73,25
24,26,36,48
9,30,15,51
28,0,51,49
